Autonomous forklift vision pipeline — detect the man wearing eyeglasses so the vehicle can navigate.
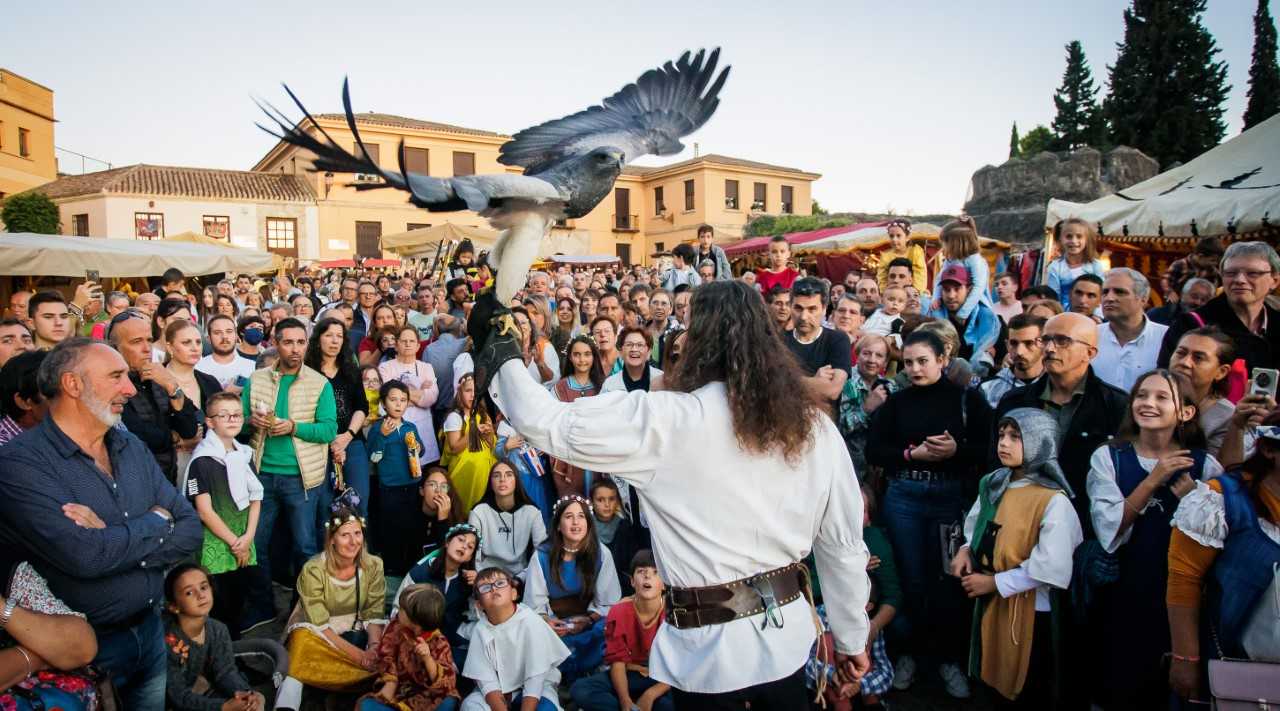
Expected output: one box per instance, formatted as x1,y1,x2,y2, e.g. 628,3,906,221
1158,240,1279,372
994,312,1128,529
350,281,381,346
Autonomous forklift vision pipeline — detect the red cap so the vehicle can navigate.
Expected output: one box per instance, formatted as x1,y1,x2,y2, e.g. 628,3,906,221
939,263,971,286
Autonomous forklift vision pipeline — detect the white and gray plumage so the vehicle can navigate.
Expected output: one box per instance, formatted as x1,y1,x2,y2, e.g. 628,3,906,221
257,48,729,302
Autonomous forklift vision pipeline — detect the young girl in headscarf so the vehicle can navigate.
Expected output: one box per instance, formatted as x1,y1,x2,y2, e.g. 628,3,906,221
950,408,1083,707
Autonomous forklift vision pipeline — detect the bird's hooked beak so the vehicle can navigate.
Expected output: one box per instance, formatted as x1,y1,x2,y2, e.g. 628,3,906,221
607,149,625,169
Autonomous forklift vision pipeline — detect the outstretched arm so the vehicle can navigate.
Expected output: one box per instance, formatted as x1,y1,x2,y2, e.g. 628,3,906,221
489,360,682,480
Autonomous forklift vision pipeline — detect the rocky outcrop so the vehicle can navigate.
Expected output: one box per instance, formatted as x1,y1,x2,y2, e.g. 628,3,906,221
964,146,1159,246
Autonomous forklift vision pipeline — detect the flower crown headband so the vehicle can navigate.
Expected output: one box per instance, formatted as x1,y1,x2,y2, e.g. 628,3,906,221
445,522,482,548
554,494,593,518
326,489,366,530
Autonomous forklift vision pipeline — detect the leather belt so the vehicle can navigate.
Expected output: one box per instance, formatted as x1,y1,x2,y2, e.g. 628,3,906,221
894,469,960,483
664,562,808,630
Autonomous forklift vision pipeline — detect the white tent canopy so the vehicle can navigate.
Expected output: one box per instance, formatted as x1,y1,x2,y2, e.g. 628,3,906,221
0,233,276,277
1047,112,1280,237
796,223,943,252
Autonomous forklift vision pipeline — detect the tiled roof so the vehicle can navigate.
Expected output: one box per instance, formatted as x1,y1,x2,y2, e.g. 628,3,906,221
621,153,818,178
33,164,316,202
312,112,508,139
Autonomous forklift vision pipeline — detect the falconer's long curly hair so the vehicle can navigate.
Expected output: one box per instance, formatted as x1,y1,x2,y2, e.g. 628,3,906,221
667,280,820,465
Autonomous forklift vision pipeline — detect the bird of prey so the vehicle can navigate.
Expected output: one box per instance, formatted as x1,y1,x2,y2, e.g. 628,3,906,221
257,48,730,305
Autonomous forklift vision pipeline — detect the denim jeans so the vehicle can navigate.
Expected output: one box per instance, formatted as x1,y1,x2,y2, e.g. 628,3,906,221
247,472,319,622
314,438,372,551
881,476,969,663
571,669,675,711
93,610,166,711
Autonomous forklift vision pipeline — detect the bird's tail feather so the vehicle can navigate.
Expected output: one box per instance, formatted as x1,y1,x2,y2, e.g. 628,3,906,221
488,204,558,303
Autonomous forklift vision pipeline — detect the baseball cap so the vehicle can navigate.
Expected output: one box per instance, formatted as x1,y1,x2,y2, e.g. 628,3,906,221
939,263,971,286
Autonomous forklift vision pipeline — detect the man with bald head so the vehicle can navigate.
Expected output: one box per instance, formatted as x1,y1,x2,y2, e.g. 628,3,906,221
0,338,201,710
994,312,1128,530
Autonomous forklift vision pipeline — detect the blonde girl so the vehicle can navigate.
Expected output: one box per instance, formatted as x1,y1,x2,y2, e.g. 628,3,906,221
1046,218,1105,308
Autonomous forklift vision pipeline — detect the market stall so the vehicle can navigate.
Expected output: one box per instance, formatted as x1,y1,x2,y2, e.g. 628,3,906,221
1045,112,1280,283
166,230,285,273
0,232,277,277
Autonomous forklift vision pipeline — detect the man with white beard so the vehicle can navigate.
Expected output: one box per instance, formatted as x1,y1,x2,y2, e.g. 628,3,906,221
0,338,202,711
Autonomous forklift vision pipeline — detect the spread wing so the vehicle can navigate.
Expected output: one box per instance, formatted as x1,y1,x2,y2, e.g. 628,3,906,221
257,79,563,213
498,48,730,174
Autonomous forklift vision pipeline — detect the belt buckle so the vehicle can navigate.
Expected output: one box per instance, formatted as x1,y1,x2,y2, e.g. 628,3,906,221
749,576,784,630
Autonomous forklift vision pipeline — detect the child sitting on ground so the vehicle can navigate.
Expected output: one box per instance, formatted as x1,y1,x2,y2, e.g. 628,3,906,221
181,391,264,637
950,408,1082,706
396,523,480,672
358,584,461,711
569,549,672,711
462,567,570,711
163,563,268,711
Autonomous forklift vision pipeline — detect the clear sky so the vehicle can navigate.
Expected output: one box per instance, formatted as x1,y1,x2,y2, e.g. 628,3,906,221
3,0,1270,214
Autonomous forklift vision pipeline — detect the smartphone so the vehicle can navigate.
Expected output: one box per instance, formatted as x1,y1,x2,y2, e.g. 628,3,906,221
85,269,99,284
1250,368,1279,400
234,375,249,387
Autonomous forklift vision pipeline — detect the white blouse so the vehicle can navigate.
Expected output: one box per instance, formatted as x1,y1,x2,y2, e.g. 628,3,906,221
1087,444,1223,554
961,480,1083,612
490,359,870,693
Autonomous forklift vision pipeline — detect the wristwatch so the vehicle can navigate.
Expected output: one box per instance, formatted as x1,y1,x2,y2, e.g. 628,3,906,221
167,386,185,400
0,595,17,632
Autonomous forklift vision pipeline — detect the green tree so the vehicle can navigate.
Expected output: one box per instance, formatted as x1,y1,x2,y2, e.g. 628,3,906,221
1018,125,1055,156
1009,122,1021,159
1104,0,1230,166
0,192,60,234
1244,0,1280,129
811,199,829,216
1051,41,1105,150
744,214,853,238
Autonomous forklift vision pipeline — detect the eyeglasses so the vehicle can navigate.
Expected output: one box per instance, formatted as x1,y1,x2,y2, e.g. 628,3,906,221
475,579,510,596
424,481,450,492
1222,269,1273,282
1038,334,1090,349
209,412,245,422
622,342,649,351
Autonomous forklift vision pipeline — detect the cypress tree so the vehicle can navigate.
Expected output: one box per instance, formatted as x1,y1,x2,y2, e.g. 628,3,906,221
1009,122,1021,159
1104,0,1230,166
1243,0,1280,129
1051,41,1104,150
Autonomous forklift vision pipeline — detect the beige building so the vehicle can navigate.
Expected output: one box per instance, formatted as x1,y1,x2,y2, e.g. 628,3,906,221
35,164,320,259
0,69,57,200
253,112,819,264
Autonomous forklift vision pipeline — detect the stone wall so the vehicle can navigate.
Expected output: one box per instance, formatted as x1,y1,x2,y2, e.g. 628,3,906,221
964,146,1158,247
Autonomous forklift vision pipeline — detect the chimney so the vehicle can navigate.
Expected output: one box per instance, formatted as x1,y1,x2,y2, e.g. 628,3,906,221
693,142,700,158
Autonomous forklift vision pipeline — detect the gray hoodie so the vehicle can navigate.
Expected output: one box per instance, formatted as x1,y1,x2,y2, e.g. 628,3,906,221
468,503,548,575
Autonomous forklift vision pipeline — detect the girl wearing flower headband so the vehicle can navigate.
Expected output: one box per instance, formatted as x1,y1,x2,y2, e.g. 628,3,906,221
1086,369,1220,708
282,502,387,696
469,461,548,576
546,336,605,501
522,495,622,684
397,523,480,674
876,219,926,294
440,373,497,517
1168,411,1280,702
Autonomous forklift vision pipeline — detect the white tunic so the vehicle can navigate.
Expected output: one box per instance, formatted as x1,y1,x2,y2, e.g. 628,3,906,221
461,603,570,710
490,359,870,693
1087,444,1223,554
961,479,1083,612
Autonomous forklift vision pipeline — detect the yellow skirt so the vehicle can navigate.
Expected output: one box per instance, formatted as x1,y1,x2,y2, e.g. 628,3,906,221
446,447,496,517
285,627,376,691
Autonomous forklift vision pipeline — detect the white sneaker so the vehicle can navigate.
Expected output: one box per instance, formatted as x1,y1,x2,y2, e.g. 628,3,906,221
892,655,916,690
939,662,972,699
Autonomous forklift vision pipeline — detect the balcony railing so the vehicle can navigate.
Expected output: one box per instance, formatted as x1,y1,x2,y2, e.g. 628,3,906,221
613,213,639,232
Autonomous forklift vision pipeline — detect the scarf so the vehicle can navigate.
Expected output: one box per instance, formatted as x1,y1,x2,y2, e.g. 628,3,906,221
595,514,622,545
984,407,1074,504
181,429,264,511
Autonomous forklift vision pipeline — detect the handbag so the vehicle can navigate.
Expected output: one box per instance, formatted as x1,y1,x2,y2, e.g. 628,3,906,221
339,565,369,650
939,521,964,577
1208,658,1280,709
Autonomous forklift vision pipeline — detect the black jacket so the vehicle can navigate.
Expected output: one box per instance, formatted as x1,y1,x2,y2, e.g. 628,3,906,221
993,367,1128,537
1158,293,1279,372
122,372,200,483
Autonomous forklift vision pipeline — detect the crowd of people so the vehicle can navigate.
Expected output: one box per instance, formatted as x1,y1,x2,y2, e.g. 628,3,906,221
0,221,1276,711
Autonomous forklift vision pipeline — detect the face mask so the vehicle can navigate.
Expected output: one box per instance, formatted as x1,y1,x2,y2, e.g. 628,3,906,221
242,328,265,346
